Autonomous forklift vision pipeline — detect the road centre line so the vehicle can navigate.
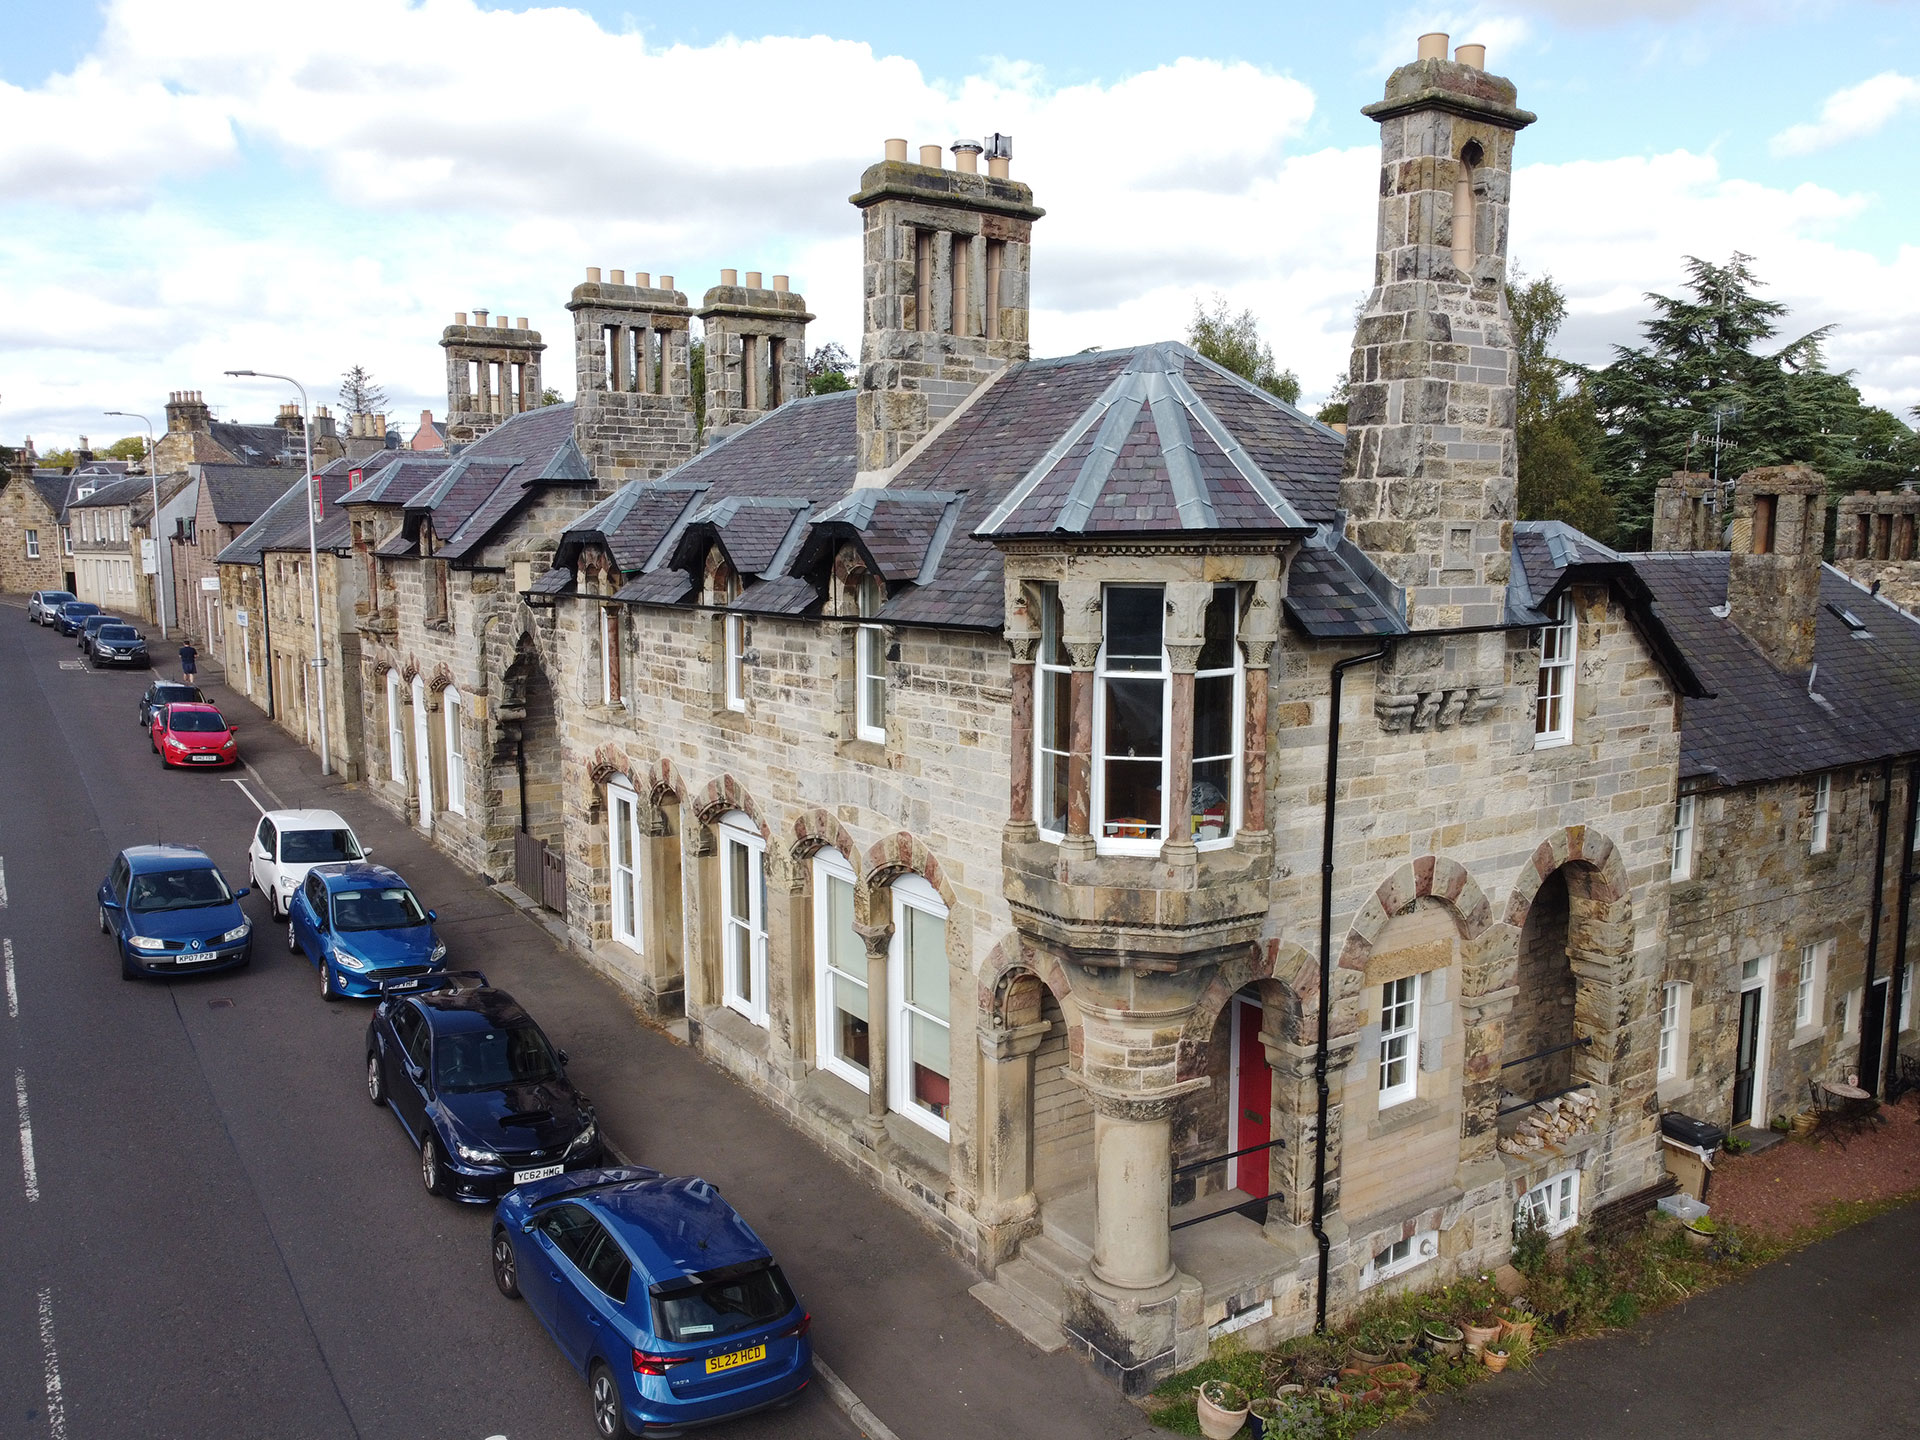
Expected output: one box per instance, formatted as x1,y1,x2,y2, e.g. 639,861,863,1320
15,1067,39,1202
4,939,15,1019
37,1289,67,1440
228,779,269,816
0,855,7,909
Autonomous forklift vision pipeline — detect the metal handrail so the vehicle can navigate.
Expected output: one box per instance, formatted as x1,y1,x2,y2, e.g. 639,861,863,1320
1499,1036,1592,1071
1171,1191,1284,1232
1171,1135,1285,1179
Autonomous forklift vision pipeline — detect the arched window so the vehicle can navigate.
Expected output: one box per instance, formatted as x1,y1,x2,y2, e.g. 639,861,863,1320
888,874,951,1140
812,848,868,1089
386,670,406,784
718,812,767,1027
444,688,466,816
609,780,643,954
1093,584,1169,854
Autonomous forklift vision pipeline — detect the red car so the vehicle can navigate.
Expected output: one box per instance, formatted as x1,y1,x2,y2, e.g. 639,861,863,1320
150,703,240,768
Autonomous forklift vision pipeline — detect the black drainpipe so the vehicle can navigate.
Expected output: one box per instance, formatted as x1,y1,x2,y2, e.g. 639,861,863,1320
257,556,276,719
1883,759,1919,1097
1861,758,1895,1094
1314,642,1390,1331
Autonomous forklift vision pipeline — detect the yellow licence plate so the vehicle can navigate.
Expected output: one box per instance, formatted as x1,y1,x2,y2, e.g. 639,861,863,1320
704,1344,766,1375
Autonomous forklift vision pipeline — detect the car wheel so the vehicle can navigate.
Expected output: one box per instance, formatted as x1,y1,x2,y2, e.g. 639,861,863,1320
491,1227,522,1300
420,1135,447,1196
588,1363,626,1439
366,1053,386,1107
98,905,109,935
319,957,339,1002
287,922,299,955
120,949,140,982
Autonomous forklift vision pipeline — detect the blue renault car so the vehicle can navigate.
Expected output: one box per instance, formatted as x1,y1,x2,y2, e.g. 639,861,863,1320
287,862,447,999
491,1167,812,1437
98,845,253,981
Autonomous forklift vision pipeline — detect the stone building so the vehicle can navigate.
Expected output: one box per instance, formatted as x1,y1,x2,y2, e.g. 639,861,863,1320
66,474,152,613
151,389,343,474
697,271,811,442
0,467,71,595
440,312,546,448
1834,488,1920,614
169,466,303,648
564,273,697,482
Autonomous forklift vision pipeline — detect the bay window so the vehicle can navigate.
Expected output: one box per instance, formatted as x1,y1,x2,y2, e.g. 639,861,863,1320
1533,592,1575,748
856,576,886,743
719,814,767,1026
812,850,869,1088
889,876,951,1139
1034,583,1071,839
1377,974,1421,1108
609,782,643,954
1094,585,1168,852
1191,585,1241,845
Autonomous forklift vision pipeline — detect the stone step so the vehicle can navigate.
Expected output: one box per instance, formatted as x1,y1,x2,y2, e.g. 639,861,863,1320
996,1256,1067,1318
969,1279,1065,1353
1020,1232,1088,1286
1039,1194,1095,1263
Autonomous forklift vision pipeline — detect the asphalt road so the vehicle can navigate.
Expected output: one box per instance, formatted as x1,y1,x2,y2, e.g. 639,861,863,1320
0,612,858,1440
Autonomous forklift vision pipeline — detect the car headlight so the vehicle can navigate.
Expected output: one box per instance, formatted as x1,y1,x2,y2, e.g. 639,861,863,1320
219,923,250,943
128,935,167,952
278,876,296,892
453,1139,500,1164
565,1121,598,1156
332,951,367,971
429,942,447,963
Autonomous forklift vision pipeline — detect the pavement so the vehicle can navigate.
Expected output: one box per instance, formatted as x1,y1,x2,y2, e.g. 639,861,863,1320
0,608,1160,1440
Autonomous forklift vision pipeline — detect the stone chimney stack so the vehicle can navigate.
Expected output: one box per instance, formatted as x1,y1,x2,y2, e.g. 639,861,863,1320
1342,36,1535,630
852,133,1041,478
1651,471,1722,551
698,273,812,444
565,270,697,490
441,311,546,448
165,390,212,435
1726,463,1826,673
1835,489,1920,613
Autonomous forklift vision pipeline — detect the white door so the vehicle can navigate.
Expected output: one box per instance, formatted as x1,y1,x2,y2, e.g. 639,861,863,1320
411,675,432,830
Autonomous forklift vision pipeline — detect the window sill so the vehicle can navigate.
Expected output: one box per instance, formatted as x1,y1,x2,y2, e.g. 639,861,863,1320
696,1002,771,1059
1791,1024,1824,1048
1532,735,1572,752
1369,1095,1439,1138
837,736,887,768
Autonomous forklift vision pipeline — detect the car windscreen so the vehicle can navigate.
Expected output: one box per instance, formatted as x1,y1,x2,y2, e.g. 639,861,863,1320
153,685,202,705
280,829,362,864
332,886,424,931
650,1262,796,1343
128,867,233,912
42,593,74,604
98,626,140,642
432,1023,559,1092
167,711,227,733
64,604,98,616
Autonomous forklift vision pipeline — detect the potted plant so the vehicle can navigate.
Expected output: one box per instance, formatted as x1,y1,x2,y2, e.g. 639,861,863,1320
1264,1394,1327,1440
1327,1371,1381,1411
1196,1380,1251,1440
1483,1343,1511,1373
1385,1319,1419,1358
1462,1311,1501,1353
1497,1299,1536,1347
1348,1329,1389,1369
1369,1361,1421,1395
1684,1215,1718,1249
1247,1396,1280,1439
1422,1320,1465,1359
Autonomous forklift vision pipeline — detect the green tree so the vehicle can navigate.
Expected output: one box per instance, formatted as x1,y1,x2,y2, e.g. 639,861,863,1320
1315,373,1350,426
1188,295,1300,404
1508,271,1614,542
807,342,854,395
689,337,706,436
338,364,388,419
538,386,565,407
38,448,79,470
103,435,149,463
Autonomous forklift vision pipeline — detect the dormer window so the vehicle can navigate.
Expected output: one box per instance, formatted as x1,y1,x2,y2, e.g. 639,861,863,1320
1533,592,1575,749
1094,585,1169,853
855,575,886,743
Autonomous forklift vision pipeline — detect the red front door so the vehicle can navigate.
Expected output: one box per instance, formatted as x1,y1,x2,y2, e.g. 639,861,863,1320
1233,997,1273,1195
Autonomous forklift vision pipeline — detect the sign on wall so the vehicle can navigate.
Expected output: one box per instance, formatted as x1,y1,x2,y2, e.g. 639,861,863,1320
200,576,220,591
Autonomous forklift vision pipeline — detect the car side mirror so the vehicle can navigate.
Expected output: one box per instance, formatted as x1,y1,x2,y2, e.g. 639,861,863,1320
426,909,436,922
557,1049,570,1066
229,725,240,733
520,1216,538,1234
232,887,251,899
360,848,373,859
102,898,121,910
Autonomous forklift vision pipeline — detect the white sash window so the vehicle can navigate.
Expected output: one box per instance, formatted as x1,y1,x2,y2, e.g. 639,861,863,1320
720,814,768,1027
888,876,951,1139
609,782,643,954
812,850,869,1089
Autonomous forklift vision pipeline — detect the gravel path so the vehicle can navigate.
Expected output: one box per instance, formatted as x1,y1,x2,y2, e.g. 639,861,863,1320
1710,1092,1920,1235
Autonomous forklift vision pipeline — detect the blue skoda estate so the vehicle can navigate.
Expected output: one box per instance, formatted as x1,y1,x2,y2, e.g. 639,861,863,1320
491,1167,812,1437
98,845,253,980
287,862,447,999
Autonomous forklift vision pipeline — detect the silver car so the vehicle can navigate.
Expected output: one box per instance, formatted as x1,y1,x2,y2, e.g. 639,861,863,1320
28,591,76,625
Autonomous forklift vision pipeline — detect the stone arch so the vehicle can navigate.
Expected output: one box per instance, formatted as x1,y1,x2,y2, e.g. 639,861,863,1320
1501,826,1629,932
367,642,401,676
861,830,957,913
691,773,772,842
399,653,420,683
646,756,689,809
1176,940,1313,1081
789,807,864,881
425,662,455,694
1332,855,1492,1038
979,934,1076,1033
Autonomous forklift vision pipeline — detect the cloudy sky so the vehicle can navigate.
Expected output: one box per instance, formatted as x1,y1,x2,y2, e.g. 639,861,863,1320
3,0,1917,450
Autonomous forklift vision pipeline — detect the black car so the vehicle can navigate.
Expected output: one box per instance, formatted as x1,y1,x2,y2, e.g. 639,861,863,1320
76,614,124,651
29,591,76,625
89,624,150,668
366,973,603,1203
138,679,207,728
53,601,100,636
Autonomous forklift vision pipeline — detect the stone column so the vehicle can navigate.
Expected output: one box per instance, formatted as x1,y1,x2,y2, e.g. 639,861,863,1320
1065,657,1096,856
1007,634,1037,839
976,1018,1051,1264
1241,640,1272,835
1086,1084,1191,1292
856,918,895,1142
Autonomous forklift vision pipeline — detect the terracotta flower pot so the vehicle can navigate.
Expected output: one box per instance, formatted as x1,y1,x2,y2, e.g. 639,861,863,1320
1347,1343,1389,1370
1197,1381,1250,1440
1483,1348,1510,1373
1369,1361,1421,1394
1462,1319,1501,1353
1497,1315,1536,1347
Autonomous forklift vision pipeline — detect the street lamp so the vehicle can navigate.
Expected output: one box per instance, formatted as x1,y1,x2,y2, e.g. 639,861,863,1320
224,369,330,777
103,410,166,640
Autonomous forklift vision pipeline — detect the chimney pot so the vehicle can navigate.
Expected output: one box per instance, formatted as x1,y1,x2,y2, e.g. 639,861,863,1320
744,271,762,289
517,316,528,329
634,272,650,287
772,275,789,292
919,144,944,168
586,267,602,283
610,269,625,285
951,139,983,174
475,309,490,326
1417,31,1449,60
884,137,908,162
659,275,674,291
455,311,468,325
721,268,738,286
1454,43,1485,69
987,154,1010,179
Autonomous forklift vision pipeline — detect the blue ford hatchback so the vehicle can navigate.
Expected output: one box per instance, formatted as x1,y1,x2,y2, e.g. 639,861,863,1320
98,845,253,981
491,1167,812,1437
288,862,447,999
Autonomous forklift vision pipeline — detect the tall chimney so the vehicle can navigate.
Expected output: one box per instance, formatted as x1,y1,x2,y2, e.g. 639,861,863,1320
1726,463,1827,673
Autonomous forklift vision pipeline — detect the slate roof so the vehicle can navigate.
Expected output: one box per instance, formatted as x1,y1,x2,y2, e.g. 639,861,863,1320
340,452,453,506
214,473,348,567
197,465,306,528
209,422,292,467
1283,527,1407,638
65,475,153,510
28,473,69,518
1629,555,1920,787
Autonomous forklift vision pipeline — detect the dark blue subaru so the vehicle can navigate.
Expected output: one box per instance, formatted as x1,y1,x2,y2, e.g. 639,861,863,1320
287,862,447,1000
98,845,253,981
491,1167,813,1437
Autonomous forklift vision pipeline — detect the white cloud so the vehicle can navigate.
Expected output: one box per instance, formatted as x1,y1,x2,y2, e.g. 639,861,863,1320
1771,71,1920,155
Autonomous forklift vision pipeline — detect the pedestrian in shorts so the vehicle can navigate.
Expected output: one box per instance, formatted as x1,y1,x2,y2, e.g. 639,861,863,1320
179,640,197,683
